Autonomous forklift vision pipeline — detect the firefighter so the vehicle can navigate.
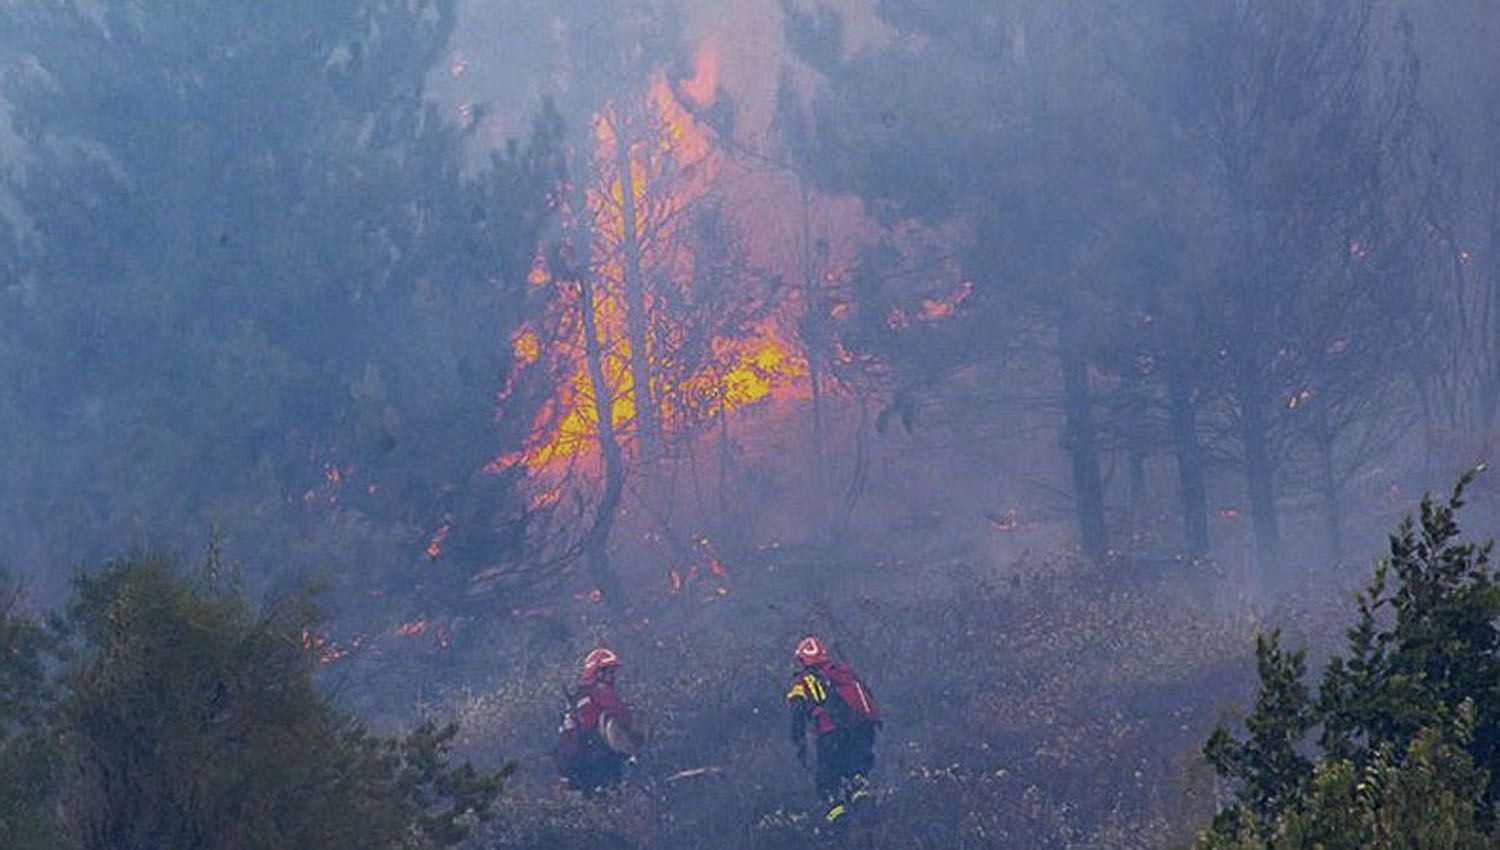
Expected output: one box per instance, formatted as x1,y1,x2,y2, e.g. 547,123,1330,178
785,634,881,827
554,647,643,796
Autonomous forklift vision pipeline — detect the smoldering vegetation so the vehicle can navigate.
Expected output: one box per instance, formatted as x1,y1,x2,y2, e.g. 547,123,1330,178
2,1,1500,848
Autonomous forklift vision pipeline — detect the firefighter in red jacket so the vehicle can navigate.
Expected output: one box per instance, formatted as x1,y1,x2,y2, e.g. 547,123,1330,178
786,634,881,826
554,647,642,796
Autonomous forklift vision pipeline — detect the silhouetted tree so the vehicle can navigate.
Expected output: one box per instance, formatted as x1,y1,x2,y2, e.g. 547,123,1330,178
0,1,561,623
0,572,66,848
779,1,1164,561
56,554,507,850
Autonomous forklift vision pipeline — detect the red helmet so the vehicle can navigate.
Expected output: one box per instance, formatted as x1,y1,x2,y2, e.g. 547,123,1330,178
795,635,829,667
580,647,620,683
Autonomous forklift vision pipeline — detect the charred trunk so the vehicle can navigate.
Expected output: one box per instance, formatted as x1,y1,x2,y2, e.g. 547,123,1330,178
567,153,624,607
613,118,659,473
717,396,732,533
579,269,626,606
1233,355,1282,570
809,360,828,488
1059,314,1107,562
801,182,831,540
832,395,871,545
1166,353,1209,556
1315,421,1343,564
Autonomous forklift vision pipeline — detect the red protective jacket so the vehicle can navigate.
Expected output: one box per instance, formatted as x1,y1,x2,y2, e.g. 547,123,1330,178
554,679,637,777
572,680,634,738
786,661,881,740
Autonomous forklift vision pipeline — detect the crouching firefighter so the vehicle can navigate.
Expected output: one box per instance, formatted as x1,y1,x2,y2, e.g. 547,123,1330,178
553,647,644,796
786,634,881,827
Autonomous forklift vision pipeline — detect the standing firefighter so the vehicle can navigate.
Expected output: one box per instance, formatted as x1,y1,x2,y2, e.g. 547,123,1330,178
554,647,643,796
786,634,881,827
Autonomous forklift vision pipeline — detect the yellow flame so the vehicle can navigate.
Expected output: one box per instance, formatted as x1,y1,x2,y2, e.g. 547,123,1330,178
493,41,811,477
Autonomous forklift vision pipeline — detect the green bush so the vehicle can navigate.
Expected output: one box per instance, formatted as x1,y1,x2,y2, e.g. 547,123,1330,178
6,553,509,850
1197,469,1500,847
0,573,68,848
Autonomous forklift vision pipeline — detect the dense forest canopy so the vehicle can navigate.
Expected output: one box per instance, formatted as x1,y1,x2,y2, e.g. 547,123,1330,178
3,0,1500,847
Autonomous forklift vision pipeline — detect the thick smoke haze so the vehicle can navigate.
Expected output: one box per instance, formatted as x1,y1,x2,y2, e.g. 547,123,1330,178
2,1,1500,848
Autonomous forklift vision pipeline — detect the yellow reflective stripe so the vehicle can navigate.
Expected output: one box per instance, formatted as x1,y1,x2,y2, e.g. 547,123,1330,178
804,674,826,702
825,804,847,822
786,683,807,701
853,683,872,714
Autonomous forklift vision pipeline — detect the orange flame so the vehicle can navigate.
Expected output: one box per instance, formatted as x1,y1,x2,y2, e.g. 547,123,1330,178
395,619,429,637
495,42,806,477
512,330,540,366
678,38,721,109
425,520,451,559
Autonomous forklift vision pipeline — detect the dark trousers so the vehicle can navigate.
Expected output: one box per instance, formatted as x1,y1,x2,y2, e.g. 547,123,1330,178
815,723,876,803
566,750,627,798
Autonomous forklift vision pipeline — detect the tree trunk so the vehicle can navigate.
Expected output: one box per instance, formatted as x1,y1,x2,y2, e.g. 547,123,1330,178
1059,314,1107,562
579,268,626,606
801,182,830,541
832,395,871,546
816,362,828,488
567,156,624,607
1166,353,1210,556
1233,354,1282,570
717,395,731,528
613,116,659,472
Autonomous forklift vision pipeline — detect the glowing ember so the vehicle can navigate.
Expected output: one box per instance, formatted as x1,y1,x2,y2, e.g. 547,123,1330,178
919,280,974,322
425,520,451,559
920,298,953,320
529,486,562,510
395,619,429,638
512,330,540,366
527,257,549,287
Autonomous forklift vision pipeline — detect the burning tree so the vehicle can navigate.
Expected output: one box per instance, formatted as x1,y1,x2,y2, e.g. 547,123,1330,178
492,21,805,602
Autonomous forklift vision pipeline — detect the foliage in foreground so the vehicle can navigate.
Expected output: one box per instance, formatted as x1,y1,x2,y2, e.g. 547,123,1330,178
0,554,508,850
0,573,68,848
1198,468,1500,847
